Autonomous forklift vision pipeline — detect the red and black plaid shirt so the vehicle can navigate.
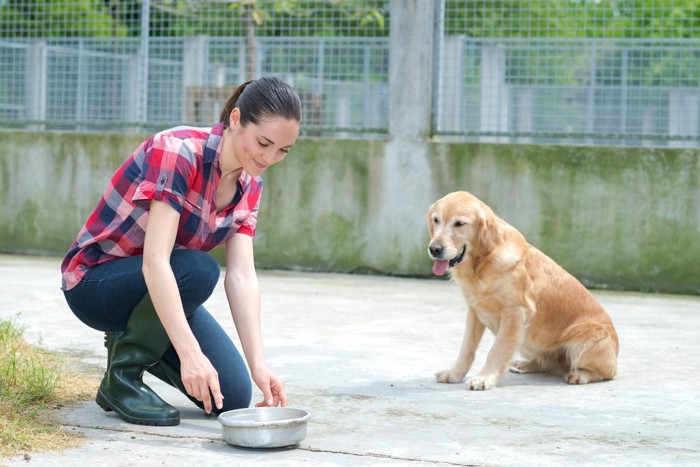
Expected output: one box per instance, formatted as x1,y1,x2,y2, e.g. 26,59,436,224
61,124,262,290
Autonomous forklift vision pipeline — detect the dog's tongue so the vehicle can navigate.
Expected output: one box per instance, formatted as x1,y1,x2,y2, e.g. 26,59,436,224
432,260,449,276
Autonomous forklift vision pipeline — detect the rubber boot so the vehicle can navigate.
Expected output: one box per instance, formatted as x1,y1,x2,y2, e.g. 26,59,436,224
95,295,180,426
147,360,187,394
105,333,187,395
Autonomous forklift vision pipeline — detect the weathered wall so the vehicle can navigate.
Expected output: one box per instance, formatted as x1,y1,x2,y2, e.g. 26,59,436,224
1,130,698,294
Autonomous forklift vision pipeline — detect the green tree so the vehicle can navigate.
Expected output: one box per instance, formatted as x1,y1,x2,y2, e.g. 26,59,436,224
0,0,122,37
444,0,700,39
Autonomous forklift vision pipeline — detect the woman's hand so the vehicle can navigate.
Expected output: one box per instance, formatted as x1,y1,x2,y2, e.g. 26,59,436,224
252,365,287,407
179,351,224,414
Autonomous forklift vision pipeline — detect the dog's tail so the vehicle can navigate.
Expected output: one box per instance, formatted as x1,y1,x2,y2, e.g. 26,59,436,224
561,321,619,379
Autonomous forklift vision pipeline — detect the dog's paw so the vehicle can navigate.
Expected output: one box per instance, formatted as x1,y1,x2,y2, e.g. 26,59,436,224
467,374,498,390
565,370,591,385
435,369,465,384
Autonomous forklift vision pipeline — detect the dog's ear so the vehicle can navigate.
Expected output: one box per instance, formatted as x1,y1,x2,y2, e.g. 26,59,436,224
426,204,436,237
475,211,498,257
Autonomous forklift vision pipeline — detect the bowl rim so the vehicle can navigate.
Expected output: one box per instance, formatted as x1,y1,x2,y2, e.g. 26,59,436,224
218,407,311,428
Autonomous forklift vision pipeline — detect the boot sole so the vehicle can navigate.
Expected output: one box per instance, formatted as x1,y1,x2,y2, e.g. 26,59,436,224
96,388,180,426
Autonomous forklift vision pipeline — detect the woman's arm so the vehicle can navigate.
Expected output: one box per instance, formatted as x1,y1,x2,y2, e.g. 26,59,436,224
224,233,287,407
143,200,224,413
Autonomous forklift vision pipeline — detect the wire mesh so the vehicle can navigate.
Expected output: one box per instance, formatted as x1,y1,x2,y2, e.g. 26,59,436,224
0,0,390,136
1,1,698,146
436,0,700,146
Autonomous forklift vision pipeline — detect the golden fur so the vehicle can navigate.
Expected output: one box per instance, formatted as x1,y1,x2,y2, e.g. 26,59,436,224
426,191,619,390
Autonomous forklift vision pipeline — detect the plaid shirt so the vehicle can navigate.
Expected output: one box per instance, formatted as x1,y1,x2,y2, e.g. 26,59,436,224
61,124,262,290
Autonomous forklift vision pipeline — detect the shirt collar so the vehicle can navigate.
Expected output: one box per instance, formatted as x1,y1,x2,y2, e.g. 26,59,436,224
204,123,224,165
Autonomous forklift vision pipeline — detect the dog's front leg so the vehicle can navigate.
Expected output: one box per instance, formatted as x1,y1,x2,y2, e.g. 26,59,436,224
436,308,485,383
468,310,525,390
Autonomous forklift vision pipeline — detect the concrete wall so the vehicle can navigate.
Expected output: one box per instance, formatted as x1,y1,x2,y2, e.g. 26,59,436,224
1,130,698,294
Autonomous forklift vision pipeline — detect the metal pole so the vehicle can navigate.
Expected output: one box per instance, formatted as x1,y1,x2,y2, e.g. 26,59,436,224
140,0,150,125
433,0,445,136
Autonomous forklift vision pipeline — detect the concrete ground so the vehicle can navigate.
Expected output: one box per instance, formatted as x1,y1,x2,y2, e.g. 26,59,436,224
1,254,699,466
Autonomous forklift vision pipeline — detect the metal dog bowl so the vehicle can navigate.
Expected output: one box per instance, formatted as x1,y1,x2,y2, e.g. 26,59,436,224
218,407,311,449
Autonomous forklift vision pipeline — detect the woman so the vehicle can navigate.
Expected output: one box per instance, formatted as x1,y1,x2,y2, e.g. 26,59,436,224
61,77,301,426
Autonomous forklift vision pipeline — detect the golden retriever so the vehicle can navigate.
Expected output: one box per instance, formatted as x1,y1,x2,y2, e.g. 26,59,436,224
426,191,619,390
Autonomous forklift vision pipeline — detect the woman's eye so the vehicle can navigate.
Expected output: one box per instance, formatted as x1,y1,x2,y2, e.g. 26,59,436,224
258,141,269,147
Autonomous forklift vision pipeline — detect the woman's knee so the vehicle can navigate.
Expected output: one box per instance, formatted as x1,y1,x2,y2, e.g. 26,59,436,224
217,377,252,413
170,250,220,307
214,355,253,412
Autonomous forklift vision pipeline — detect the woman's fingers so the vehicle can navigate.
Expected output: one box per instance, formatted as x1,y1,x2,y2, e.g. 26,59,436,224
209,375,224,411
182,364,223,414
253,376,287,407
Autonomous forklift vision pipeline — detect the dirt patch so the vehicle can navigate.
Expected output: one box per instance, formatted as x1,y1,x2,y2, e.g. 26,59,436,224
2,351,103,461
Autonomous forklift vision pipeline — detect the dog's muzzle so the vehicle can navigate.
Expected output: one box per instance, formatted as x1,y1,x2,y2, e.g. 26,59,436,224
429,244,466,276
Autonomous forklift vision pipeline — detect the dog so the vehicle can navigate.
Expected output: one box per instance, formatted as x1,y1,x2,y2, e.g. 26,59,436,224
426,191,619,390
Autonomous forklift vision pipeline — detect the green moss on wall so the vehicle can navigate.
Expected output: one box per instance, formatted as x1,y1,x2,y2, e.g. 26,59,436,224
429,142,700,294
1,130,698,294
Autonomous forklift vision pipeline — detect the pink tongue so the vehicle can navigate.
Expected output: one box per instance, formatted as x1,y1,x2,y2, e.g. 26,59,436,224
432,260,449,276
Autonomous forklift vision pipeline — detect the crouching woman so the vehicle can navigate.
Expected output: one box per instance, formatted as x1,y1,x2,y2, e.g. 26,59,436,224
60,77,300,426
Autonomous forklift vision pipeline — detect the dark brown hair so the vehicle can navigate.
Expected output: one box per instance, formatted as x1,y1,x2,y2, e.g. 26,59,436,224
219,77,301,129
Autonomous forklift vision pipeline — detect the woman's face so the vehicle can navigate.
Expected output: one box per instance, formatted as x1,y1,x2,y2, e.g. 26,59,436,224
228,108,300,177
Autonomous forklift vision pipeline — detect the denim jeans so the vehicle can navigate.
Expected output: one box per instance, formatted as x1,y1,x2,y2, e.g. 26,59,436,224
63,249,252,412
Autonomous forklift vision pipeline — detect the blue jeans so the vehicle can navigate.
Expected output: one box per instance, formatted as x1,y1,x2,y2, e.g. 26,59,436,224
63,249,252,412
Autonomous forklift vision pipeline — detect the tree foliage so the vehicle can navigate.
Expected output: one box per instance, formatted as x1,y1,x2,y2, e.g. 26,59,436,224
2,1,698,39
0,0,123,37
0,0,389,38
444,0,700,39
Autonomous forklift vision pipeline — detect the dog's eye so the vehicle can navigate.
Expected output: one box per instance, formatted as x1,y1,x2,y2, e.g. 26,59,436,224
432,217,439,224
454,221,466,228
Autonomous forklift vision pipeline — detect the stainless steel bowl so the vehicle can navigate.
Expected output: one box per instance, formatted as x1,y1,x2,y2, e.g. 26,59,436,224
218,407,311,449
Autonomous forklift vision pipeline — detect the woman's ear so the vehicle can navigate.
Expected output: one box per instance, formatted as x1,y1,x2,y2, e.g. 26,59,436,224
229,107,241,128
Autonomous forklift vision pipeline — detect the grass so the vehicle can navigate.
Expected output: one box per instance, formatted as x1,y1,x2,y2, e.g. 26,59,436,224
0,318,100,459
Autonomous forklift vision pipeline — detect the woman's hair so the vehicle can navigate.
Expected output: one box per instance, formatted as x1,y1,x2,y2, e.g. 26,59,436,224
219,76,301,128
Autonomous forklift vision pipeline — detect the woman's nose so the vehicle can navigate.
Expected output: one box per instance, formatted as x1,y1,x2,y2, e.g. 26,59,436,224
263,148,284,164
259,149,271,164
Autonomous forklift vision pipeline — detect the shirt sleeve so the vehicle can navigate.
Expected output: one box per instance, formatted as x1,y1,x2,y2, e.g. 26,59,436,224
237,202,259,237
132,134,196,213
236,179,263,237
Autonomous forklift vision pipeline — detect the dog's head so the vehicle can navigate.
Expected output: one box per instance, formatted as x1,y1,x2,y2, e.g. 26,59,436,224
426,191,497,276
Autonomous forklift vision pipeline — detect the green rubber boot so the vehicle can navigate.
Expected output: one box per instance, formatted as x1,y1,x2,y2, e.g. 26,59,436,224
96,295,180,426
147,361,187,394
105,333,187,396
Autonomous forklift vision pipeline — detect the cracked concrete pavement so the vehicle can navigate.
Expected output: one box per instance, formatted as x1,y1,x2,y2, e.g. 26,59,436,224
1,254,699,466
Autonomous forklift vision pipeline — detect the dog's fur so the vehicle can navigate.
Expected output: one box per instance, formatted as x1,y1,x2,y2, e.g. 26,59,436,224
427,191,619,390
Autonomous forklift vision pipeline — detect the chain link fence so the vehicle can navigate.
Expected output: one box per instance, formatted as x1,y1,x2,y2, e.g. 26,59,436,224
0,0,390,137
436,1,700,147
1,0,698,146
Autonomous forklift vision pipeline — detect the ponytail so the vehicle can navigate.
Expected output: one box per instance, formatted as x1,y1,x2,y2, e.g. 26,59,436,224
219,76,301,129
219,80,253,128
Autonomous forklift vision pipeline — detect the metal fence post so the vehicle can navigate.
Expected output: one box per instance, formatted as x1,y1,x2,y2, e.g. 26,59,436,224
669,89,699,148
27,40,46,130
436,34,465,134
139,0,150,126
479,42,508,142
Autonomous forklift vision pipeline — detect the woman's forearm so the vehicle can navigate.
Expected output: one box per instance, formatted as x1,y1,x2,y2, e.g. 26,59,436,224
143,256,202,356
224,271,267,372
142,200,202,358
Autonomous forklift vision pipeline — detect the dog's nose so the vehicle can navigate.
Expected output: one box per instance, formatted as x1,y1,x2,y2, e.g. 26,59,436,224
429,243,444,258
